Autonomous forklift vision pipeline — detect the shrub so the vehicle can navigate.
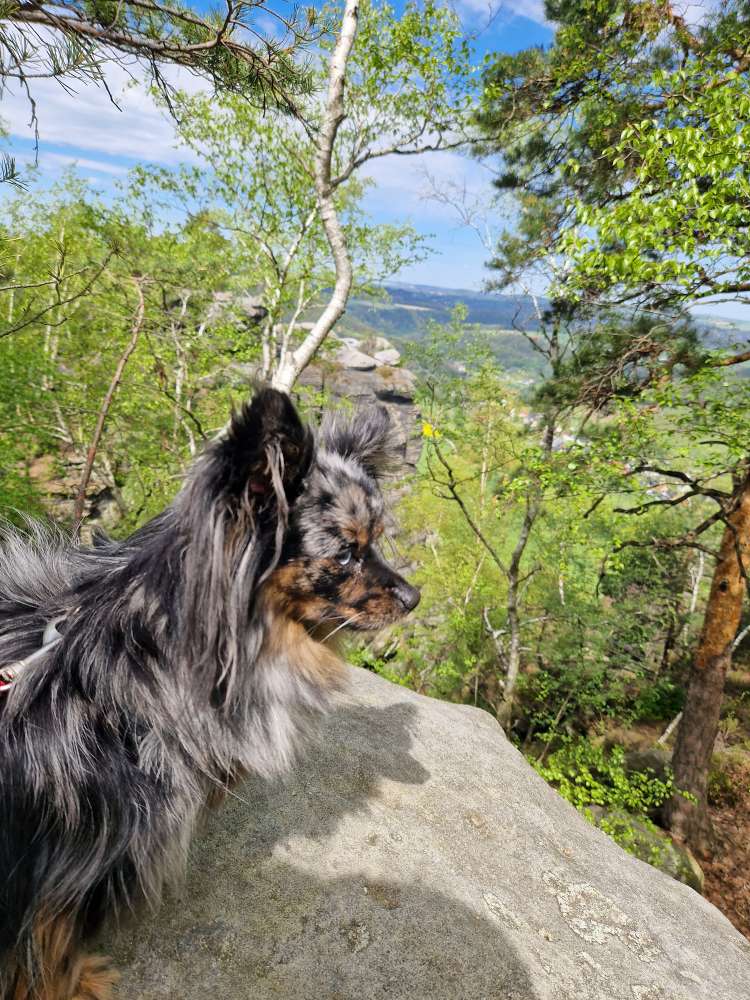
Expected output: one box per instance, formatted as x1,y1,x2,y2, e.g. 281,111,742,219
532,738,674,813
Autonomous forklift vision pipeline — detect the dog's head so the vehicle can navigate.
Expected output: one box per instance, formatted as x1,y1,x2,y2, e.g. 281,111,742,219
216,390,419,634
197,388,419,634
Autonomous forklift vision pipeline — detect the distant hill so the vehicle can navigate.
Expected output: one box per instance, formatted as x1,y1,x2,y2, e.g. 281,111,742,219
345,282,542,334
335,282,546,374
332,281,750,376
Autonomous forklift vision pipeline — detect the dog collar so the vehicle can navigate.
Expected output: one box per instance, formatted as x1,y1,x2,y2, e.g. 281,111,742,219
0,619,64,694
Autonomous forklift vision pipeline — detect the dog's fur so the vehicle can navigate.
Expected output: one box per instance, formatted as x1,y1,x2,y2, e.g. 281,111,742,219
0,389,419,1000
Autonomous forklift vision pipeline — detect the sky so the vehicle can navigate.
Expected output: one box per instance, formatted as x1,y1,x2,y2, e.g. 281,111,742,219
2,0,745,322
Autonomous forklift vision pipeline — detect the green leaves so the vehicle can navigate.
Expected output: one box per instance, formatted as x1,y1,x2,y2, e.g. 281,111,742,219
533,739,674,814
478,1,750,310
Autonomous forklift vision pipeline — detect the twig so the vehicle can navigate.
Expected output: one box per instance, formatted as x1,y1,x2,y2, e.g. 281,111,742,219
73,278,145,535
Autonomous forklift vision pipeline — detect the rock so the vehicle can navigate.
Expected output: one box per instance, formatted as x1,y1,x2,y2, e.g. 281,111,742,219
332,335,362,349
360,335,394,353
335,346,378,371
624,748,672,783
586,806,704,893
298,361,420,469
103,668,750,1000
373,348,401,366
206,291,268,328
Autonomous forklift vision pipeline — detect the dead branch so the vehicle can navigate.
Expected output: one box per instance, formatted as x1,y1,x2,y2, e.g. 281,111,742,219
73,277,145,534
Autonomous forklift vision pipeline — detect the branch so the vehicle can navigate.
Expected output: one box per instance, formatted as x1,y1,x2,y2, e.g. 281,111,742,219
0,249,116,338
73,278,145,534
5,0,317,112
428,440,507,577
711,348,750,368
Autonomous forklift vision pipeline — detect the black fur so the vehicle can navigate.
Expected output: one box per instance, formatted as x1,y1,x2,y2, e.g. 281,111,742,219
0,389,418,1000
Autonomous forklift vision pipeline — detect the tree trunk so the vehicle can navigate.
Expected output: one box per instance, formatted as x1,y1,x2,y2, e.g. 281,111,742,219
271,0,358,393
665,473,750,852
73,280,145,534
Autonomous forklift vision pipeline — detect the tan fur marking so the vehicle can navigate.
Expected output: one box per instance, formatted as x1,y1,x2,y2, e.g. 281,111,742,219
339,518,369,550
71,956,118,1000
262,563,333,625
262,615,345,690
11,916,117,1000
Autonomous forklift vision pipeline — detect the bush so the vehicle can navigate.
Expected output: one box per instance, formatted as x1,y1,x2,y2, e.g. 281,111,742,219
532,738,677,858
532,738,674,813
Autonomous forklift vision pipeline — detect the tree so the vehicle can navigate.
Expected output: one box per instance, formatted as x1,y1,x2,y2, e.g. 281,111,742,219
135,0,475,392
271,0,475,390
0,173,248,524
1,0,319,121
476,0,750,849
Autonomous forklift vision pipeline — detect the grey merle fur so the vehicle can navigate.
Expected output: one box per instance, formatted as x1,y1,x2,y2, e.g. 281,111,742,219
0,388,419,1000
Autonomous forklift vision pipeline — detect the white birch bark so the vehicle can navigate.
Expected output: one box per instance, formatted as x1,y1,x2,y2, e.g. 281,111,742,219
271,0,358,393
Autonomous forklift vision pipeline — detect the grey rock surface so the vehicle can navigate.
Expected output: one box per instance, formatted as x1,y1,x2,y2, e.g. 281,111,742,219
364,335,394,352
298,361,420,468
104,668,750,1000
335,346,378,371
373,347,401,366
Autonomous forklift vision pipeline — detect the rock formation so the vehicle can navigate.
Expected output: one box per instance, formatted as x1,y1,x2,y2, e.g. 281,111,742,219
102,667,750,1000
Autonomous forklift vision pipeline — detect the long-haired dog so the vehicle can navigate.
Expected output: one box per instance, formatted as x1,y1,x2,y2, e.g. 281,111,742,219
0,388,419,1000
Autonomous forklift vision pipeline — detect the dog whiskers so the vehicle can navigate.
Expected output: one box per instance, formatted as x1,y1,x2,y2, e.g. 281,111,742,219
323,614,363,640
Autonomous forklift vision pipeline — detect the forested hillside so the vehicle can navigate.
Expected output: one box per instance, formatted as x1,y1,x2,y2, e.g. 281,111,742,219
2,0,750,949
343,282,750,375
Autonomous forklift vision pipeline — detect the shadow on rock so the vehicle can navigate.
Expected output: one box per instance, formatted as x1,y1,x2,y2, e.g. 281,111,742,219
213,700,434,858
106,701,537,997
109,864,538,1000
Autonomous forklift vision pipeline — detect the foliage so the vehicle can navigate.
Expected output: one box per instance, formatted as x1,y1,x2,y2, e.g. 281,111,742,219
126,0,474,386
0,173,265,526
376,322,705,740
1,0,318,121
561,55,750,307
476,0,750,309
532,738,674,813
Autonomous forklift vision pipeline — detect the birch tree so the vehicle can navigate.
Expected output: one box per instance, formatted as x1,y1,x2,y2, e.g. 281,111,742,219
135,0,475,391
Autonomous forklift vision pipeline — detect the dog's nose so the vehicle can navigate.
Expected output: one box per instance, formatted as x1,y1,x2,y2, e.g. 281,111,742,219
395,581,421,612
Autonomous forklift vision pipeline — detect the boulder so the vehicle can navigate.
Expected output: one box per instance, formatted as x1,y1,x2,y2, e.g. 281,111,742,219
335,346,378,371
206,291,268,328
624,748,672,783
586,806,704,893
104,668,750,999
360,335,394,353
299,360,421,470
373,348,401,366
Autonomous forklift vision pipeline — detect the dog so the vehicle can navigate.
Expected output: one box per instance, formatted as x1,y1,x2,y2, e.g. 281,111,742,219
0,388,420,1000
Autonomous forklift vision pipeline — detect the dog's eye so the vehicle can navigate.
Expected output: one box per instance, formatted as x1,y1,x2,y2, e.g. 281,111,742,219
337,549,353,567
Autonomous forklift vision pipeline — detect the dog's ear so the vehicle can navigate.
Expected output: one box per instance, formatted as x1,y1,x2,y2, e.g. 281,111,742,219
215,388,313,503
320,405,395,478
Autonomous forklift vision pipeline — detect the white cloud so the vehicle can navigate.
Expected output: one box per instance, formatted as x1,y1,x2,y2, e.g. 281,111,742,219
362,149,501,225
452,0,549,27
3,61,203,166
42,152,128,175
498,0,549,24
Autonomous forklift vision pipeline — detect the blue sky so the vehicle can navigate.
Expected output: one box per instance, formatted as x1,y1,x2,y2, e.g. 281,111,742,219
0,2,550,286
3,0,744,321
